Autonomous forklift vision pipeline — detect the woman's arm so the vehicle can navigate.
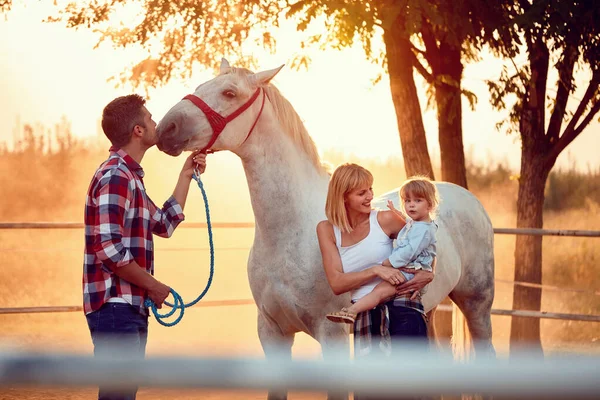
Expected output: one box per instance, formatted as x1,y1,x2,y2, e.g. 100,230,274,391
316,221,405,295
377,209,407,239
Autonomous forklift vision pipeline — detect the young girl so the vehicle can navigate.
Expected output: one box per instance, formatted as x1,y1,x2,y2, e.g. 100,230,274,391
326,176,440,324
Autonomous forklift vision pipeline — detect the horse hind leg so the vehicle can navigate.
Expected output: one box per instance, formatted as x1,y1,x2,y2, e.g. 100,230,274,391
449,283,496,359
257,311,295,400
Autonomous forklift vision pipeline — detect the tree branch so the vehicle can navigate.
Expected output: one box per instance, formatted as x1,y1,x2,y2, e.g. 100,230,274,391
546,43,578,143
420,18,440,75
410,50,434,84
410,43,426,56
546,71,600,165
573,98,600,137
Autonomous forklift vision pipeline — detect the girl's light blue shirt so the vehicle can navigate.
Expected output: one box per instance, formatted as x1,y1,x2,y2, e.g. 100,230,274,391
388,217,437,271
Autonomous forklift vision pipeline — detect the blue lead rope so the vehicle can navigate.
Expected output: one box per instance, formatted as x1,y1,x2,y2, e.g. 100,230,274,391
144,171,215,327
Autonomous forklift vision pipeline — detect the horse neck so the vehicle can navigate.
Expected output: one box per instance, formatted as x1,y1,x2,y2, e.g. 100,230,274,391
238,115,329,243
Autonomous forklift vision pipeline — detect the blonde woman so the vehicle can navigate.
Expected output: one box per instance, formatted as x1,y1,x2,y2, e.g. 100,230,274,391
316,163,433,394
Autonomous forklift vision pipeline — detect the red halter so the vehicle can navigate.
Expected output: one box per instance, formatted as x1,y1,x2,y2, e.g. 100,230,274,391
183,88,265,153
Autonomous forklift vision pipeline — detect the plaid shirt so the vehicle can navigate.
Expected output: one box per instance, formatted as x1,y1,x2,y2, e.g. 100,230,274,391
83,147,185,316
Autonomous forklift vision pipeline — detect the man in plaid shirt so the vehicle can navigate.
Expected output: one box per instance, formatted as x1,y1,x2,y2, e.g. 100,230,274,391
83,94,206,400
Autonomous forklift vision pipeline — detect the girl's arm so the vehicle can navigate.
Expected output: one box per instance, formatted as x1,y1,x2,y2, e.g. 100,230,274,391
386,200,406,223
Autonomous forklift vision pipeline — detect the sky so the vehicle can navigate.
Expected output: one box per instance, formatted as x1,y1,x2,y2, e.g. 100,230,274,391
1,2,598,172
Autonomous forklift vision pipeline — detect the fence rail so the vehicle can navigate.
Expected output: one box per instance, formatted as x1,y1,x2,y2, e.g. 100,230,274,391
2,222,600,237
493,227,600,237
0,222,254,229
0,350,598,397
2,302,599,322
1,222,598,322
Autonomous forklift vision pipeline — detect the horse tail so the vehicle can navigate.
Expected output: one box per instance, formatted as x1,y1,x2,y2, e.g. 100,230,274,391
452,303,473,361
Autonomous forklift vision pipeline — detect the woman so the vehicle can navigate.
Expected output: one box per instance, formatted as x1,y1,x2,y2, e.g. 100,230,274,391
316,163,433,399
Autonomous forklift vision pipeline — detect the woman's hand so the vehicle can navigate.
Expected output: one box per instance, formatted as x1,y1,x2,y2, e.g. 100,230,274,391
373,265,406,286
395,269,434,299
180,150,207,180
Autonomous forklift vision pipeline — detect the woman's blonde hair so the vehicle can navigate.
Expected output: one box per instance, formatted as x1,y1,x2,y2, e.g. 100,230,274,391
399,176,440,218
325,163,373,233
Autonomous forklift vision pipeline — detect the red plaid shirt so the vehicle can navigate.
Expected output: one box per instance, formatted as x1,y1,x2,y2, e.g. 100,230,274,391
83,147,185,316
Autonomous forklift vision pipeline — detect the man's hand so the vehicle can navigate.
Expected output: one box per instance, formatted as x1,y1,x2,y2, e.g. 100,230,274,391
180,150,207,180
395,269,434,300
147,281,171,309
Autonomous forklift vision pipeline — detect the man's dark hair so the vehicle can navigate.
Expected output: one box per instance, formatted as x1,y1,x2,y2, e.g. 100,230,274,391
101,94,147,148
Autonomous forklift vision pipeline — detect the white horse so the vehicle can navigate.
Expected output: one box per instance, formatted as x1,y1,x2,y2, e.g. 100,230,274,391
156,59,495,399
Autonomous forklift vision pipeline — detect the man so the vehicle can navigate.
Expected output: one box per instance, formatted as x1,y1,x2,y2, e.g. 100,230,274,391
83,94,206,400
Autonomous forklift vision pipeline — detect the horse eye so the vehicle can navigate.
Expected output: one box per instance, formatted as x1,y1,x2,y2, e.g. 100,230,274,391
222,90,236,98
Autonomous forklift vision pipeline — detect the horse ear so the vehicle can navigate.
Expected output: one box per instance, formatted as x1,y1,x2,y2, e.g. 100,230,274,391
251,64,285,87
220,58,231,74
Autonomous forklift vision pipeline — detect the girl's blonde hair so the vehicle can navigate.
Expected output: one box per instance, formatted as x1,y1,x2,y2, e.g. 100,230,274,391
399,176,440,218
325,163,373,233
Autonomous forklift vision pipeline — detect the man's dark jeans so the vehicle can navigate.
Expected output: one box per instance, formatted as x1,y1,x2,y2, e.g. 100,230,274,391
86,303,148,400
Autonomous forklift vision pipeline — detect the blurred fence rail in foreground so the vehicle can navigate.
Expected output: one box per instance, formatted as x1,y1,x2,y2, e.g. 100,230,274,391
0,348,598,398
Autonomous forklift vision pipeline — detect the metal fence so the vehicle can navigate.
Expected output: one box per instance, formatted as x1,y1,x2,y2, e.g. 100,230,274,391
0,223,598,323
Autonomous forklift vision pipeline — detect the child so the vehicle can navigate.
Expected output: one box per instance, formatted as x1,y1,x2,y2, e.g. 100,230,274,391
326,176,439,324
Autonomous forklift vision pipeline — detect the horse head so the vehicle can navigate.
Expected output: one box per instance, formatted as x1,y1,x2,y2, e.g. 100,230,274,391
156,58,283,156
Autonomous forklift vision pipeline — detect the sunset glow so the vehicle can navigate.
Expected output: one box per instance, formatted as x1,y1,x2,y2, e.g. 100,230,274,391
2,2,598,172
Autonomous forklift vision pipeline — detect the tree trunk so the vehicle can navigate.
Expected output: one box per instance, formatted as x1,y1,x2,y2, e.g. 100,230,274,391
510,37,550,357
435,44,468,188
382,23,435,179
510,153,549,356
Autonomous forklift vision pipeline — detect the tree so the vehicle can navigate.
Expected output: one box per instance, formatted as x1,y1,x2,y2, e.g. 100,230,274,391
27,0,503,188
487,0,600,355
398,1,506,188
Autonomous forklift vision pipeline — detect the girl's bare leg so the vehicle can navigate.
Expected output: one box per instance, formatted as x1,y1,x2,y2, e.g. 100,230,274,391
346,281,397,314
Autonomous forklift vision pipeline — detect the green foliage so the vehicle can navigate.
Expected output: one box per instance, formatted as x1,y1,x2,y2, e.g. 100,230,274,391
466,159,513,190
545,164,600,211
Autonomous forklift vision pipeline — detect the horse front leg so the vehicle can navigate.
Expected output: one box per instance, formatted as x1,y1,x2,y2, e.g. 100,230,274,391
315,319,350,400
257,311,295,400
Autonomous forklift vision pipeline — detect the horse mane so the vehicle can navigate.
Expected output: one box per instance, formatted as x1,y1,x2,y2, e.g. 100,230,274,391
230,67,328,174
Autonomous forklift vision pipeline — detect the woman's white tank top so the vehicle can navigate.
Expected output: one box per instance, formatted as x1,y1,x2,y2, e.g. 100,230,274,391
333,210,393,301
